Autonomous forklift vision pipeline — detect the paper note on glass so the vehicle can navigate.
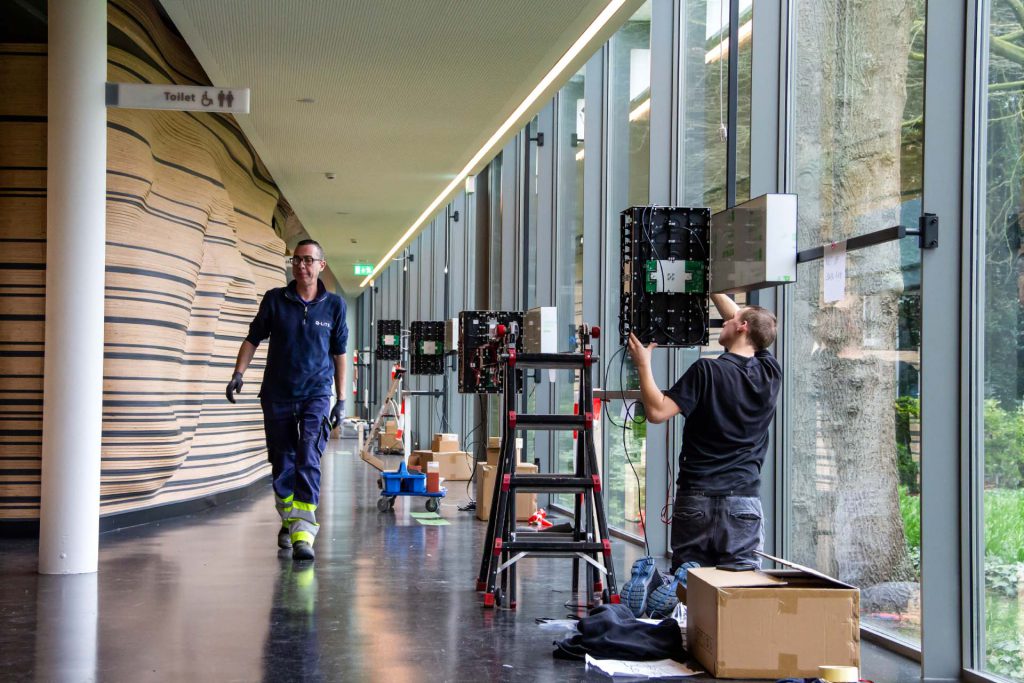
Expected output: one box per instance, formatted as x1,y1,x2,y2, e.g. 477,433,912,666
584,655,702,678
823,240,847,303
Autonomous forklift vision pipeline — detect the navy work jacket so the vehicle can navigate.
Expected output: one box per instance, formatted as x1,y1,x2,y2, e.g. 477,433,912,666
245,279,348,401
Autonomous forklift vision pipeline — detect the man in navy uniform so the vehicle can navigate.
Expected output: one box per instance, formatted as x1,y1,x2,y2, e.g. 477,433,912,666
227,239,348,561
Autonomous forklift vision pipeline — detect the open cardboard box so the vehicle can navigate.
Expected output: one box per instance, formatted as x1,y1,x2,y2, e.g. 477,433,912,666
685,551,860,679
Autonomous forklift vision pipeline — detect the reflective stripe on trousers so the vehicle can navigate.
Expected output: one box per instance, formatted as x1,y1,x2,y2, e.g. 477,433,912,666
288,500,319,545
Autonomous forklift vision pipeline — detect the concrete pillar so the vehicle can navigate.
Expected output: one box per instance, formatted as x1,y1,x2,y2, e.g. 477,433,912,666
39,0,107,575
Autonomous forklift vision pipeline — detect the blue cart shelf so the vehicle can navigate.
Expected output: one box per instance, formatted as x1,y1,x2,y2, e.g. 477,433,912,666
377,461,447,512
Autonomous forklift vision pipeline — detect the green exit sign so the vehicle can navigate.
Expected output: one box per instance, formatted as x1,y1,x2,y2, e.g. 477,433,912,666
353,263,373,276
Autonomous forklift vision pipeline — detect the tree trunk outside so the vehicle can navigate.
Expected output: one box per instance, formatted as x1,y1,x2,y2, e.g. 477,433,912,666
788,0,916,586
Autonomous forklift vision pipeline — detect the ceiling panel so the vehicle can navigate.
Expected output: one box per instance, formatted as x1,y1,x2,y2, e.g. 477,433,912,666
159,0,642,293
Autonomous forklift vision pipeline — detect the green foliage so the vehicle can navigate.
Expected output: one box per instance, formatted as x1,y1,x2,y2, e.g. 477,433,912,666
984,400,1024,489
895,396,921,493
898,485,921,551
985,488,1024,563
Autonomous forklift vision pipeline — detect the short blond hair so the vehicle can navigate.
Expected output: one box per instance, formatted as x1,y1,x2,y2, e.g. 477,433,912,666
738,306,777,350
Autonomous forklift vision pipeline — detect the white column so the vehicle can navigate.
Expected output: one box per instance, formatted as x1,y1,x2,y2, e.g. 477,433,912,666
39,0,107,575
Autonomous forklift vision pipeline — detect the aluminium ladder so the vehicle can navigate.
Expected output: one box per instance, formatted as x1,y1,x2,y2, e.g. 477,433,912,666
476,324,619,609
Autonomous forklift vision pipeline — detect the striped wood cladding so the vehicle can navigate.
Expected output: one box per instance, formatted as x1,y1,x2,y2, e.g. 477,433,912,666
0,0,287,524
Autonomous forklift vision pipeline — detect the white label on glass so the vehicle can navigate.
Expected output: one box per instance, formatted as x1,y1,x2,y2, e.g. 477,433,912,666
823,240,847,303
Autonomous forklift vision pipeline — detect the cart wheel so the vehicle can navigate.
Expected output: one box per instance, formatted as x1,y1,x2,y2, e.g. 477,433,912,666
425,498,440,513
376,496,390,512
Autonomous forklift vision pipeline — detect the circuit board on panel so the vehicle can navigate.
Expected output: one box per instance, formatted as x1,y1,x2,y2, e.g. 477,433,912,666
620,206,711,347
376,319,402,360
409,321,445,375
457,310,524,394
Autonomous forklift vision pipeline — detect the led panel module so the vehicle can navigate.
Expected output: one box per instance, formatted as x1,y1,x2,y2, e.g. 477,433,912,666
376,319,402,360
457,310,524,394
410,321,445,375
620,206,711,347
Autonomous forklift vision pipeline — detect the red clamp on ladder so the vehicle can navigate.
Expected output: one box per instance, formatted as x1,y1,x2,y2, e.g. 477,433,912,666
507,349,517,366
501,474,511,492
592,474,601,492
602,539,612,557
493,538,503,555
583,348,593,368
583,412,594,430
508,411,517,429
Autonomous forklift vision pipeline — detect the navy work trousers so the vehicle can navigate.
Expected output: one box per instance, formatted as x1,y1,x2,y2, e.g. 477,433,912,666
669,491,764,572
262,396,331,506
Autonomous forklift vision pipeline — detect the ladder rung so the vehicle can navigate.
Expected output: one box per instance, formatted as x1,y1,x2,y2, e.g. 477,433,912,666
513,414,587,431
513,352,600,369
509,474,595,491
503,540,606,553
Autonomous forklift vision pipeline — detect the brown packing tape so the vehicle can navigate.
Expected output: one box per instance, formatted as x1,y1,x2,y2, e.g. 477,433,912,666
778,653,799,673
778,592,800,614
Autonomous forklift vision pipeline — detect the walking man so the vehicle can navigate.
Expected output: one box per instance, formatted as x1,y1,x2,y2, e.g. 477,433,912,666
227,239,348,561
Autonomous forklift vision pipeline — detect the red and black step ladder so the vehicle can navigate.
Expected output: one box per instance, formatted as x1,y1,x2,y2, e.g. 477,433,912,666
476,323,619,609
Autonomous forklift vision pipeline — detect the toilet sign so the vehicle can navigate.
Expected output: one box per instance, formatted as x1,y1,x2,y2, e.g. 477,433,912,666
106,83,250,114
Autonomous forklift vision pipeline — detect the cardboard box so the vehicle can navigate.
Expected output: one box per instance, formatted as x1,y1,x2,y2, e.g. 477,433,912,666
485,437,524,467
379,431,403,451
383,420,398,434
419,451,474,481
431,433,460,453
685,553,860,679
409,450,433,470
475,462,537,521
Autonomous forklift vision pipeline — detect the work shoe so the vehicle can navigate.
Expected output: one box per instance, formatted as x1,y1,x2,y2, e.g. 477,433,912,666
277,526,292,549
647,562,700,618
620,556,664,617
292,540,315,561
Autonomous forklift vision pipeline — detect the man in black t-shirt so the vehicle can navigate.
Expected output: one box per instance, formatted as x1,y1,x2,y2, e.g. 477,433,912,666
627,294,781,573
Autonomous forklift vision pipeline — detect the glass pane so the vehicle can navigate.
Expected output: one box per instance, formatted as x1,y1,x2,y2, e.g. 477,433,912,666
735,0,753,202
981,3,1024,679
788,0,925,646
554,68,587,509
605,1,652,536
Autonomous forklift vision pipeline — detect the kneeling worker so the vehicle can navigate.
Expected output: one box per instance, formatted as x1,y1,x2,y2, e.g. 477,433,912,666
627,293,780,582
226,239,348,561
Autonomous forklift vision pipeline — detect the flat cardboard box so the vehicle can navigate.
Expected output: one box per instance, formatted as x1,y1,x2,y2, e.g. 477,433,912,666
431,433,460,453
380,431,403,451
475,462,537,521
685,552,860,679
487,436,500,449
419,451,473,481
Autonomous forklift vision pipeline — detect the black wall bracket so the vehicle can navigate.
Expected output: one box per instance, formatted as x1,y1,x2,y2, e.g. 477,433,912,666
796,213,939,264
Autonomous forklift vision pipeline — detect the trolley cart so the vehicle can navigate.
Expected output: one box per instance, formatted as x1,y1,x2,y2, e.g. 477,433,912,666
377,461,447,512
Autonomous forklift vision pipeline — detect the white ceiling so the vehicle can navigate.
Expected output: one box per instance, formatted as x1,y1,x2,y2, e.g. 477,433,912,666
159,0,645,294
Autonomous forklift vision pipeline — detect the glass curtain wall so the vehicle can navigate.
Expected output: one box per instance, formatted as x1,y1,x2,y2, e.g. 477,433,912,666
554,68,587,509
979,3,1024,679
605,1,651,535
787,0,925,645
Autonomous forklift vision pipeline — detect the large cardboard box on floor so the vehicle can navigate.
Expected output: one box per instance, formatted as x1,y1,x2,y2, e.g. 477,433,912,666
475,462,537,521
431,433,460,453
685,553,860,679
419,451,473,480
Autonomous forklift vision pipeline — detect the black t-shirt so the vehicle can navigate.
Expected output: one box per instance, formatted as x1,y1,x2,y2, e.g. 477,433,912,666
663,350,781,494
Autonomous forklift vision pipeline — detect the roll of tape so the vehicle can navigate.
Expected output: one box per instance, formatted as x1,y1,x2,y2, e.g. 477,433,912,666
819,665,859,682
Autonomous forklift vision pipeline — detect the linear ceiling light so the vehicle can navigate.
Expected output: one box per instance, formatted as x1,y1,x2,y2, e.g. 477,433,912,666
359,0,629,288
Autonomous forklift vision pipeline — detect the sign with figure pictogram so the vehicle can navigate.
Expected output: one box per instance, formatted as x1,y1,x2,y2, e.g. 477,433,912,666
106,83,250,114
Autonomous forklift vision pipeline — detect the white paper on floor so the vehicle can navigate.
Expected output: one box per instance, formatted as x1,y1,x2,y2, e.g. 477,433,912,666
584,655,702,678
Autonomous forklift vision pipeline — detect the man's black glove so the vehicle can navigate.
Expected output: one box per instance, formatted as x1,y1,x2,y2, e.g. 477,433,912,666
330,400,345,429
225,371,243,403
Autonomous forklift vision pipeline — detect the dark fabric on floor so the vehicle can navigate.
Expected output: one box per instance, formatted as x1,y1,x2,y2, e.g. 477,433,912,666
553,603,686,661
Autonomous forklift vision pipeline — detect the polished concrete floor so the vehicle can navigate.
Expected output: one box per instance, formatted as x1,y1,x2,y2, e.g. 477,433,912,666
0,437,922,682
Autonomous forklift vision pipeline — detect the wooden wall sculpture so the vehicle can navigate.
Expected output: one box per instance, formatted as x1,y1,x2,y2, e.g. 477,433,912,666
0,0,286,523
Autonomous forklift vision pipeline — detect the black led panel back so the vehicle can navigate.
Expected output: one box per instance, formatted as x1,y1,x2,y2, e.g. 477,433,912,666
457,310,523,394
410,321,445,375
376,319,402,360
620,206,711,347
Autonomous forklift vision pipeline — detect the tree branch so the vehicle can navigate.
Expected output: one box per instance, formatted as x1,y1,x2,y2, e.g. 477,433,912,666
990,79,1024,93
990,34,1024,67
1005,0,1024,31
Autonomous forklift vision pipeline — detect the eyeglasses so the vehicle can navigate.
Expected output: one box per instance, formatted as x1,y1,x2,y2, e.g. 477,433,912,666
289,256,322,266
